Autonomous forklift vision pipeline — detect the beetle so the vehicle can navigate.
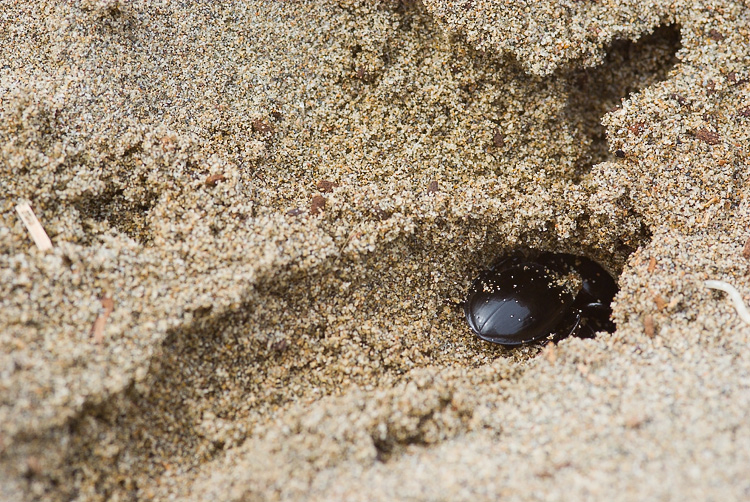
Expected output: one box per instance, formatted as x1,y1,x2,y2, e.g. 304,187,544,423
463,251,617,346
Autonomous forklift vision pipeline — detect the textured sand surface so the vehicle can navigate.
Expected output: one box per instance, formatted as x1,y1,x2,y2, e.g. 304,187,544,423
2,0,750,500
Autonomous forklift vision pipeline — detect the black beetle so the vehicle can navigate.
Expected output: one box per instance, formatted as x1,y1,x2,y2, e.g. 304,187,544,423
464,252,617,346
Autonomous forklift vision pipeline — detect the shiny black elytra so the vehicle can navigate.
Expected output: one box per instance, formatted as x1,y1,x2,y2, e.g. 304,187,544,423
464,252,617,346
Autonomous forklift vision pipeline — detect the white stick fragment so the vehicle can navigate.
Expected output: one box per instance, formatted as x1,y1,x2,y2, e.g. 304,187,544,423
704,280,750,325
15,203,53,251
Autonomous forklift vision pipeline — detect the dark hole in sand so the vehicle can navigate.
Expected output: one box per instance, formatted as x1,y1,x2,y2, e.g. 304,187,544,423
463,251,618,347
76,184,157,245
565,24,682,179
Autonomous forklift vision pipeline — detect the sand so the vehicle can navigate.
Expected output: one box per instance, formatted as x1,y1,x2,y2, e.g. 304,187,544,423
2,0,750,500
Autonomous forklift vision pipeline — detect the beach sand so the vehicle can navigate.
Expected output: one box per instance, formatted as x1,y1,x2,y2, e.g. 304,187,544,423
2,0,750,500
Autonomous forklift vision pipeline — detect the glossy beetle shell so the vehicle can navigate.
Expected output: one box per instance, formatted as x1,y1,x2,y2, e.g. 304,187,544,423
464,252,617,346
